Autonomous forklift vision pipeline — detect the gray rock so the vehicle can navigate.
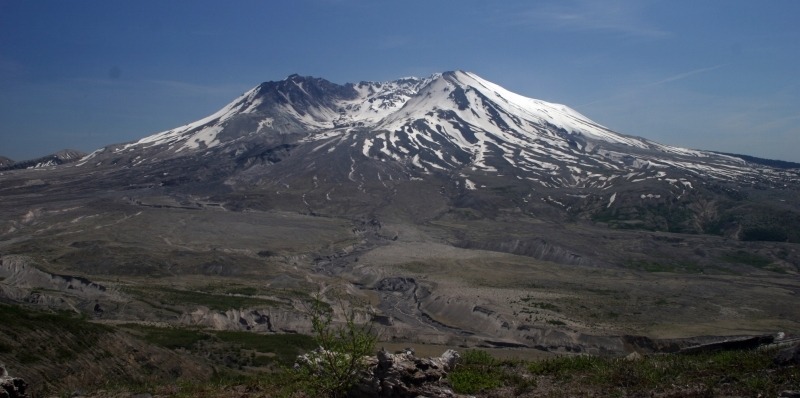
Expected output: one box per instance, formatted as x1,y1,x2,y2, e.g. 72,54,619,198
774,343,800,366
350,348,461,398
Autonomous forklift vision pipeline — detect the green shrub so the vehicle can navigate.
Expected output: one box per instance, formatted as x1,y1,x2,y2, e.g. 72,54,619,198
293,295,376,398
461,349,495,365
450,350,502,394
449,366,502,394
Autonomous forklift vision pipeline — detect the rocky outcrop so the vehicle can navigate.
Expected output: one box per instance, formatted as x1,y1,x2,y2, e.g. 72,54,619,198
0,255,122,316
0,364,28,398
350,349,461,398
179,307,307,333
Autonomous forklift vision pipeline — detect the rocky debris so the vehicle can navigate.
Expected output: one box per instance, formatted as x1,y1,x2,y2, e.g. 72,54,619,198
374,277,416,293
350,348,461,398
0,364,28,398
774,343,800,366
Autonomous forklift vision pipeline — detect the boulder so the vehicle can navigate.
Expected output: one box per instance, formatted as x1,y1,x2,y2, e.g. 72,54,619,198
350,348,461,398
774,343,800,366
0,364,28,398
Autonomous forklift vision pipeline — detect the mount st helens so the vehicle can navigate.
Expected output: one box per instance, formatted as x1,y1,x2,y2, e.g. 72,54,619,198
0,71,798,393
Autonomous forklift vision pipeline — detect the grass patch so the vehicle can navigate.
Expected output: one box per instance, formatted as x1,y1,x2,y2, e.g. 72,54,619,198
449,350,503,394
119,324,316,367
721,250,774,268
214,331,315,365
122,324,210,350
625,259,703,273
522,348,799,396
519,296,560,312
528,354,604,379
126,286,283,311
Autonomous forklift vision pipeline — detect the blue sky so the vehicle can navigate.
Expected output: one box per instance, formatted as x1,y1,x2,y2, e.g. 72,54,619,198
1,0,799,162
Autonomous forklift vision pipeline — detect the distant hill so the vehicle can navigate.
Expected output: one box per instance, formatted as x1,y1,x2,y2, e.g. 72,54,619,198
0,150,85,171
713,152,800,169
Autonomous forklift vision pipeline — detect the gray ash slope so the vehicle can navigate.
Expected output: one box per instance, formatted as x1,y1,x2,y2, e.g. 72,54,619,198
27,71,800,239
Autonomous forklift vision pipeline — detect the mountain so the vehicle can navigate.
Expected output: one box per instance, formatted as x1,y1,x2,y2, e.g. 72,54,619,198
73,70,799,239
85,71,788,184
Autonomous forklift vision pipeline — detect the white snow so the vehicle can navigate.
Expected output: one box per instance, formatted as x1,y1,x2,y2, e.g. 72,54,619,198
607,192,617,208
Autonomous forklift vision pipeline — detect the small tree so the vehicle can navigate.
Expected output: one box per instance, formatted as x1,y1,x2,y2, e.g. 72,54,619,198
295,293,377,397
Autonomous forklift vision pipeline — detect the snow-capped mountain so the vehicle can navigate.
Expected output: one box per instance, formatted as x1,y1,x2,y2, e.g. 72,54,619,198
68,70,799,235
82,71,796,191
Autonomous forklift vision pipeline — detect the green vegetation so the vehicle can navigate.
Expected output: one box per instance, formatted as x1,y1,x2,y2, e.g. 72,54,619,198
449,350,503,394
722,250,774,268
0,304,113,369
449,348,798,396
119,324,315,368
625,259,703,273
4,303,794,398
125,286,283,311
520,348,798,396
293,295,377,398
527,354,604,378
122,324,210,350
198,283,261,296
742,227,788,242
215,331,315,365
0,303,111,336
519,296,560,312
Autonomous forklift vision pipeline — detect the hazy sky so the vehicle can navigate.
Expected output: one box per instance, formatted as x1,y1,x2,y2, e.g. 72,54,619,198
1,0,799,162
